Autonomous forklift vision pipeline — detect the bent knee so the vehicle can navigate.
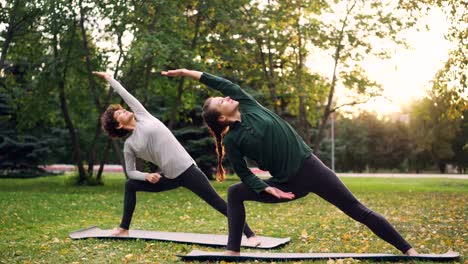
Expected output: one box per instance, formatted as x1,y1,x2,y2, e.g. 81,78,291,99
227,183,248,201
125,179,138,191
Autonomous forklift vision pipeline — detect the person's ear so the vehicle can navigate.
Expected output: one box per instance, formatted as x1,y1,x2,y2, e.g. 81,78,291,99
217,115,227,123
116,123,123,129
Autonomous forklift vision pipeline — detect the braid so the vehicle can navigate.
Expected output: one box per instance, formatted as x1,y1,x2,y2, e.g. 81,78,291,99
211,129,226,181
203,98,229,182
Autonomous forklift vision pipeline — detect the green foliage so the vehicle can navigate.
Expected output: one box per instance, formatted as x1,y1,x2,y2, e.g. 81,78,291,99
408,91,462,173
399,0,466,123
0,0,464,179
319,112,411,173
172,106,218,179
0,75,52,177
323,115,370,172
451,111,468,173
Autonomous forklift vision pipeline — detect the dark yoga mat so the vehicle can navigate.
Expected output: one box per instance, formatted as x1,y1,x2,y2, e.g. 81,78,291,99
69,226,290,249
178,250,460,262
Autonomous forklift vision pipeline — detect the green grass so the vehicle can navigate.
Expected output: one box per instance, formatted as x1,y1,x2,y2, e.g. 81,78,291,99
0,174,466,263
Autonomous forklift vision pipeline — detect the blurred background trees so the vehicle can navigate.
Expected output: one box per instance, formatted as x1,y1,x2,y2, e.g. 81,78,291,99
1,0,465,183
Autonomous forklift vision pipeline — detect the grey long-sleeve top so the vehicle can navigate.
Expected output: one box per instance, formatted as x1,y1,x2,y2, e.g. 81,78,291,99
107,77,195,181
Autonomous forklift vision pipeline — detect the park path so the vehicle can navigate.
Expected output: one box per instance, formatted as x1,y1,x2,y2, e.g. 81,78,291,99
42,165,468,179
336,173,468,180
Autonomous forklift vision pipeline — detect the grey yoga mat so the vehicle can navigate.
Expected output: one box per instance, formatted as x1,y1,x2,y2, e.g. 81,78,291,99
69,226,290,249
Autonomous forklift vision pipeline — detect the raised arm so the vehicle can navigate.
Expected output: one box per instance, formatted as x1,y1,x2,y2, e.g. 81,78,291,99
161,69,256,103
93,71,151,118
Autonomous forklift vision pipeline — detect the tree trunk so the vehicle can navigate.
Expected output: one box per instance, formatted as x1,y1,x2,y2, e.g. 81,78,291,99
78,0,104,177
96,138,112,182
57,79,87,181
313,0,357,153
0,0,21,69
296,16,311,144
438,161,446,174
168,78,185,129
0,32,13,70
51,8,87,182
267,36,279,113
313,34,341,153
96,34,126,179
256,38,278,112
87,119,103,176
168,1,203,129
112,140,127,178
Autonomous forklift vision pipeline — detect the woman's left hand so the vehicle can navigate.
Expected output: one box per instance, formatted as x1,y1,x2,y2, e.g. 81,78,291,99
161,69,202,80
265,187,295,200
161,69,188,77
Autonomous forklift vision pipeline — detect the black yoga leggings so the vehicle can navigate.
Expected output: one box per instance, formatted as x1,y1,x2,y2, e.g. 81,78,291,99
120,164,255,238
227,154,412,252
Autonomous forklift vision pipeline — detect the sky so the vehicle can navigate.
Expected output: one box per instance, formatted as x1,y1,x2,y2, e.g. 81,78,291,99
306,5,453,115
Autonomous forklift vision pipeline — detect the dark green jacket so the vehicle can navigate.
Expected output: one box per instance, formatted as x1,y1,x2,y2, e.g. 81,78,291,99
200,72,312,193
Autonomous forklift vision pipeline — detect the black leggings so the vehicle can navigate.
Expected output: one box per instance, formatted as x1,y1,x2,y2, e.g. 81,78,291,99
227,154,412,252
120,164,255,238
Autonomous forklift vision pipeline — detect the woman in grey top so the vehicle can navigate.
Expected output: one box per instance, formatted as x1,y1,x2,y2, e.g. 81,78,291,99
93,71,258,245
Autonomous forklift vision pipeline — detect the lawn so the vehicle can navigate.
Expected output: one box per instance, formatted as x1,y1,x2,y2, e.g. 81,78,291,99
0,174,466,263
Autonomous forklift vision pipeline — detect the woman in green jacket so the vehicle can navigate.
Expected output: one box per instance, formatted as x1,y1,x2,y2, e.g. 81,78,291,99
161,69,418,257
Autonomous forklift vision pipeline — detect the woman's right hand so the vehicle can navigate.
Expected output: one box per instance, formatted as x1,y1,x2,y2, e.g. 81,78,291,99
265,187,295,200
92,71,111,80
145,173,161,184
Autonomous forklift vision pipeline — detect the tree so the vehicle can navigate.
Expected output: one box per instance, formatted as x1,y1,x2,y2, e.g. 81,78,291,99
0,0,42,68
408,91,461,173
172,105,217,179
198,0,329,144
312,0,417,153
451,110,468,173
399,0,467,117
334,115,369,172
0,88,51,177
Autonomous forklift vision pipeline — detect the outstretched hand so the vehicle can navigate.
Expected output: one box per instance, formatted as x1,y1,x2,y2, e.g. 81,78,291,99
265,187,295,200
92,71,111,80
160,69,202,80
160,69,187,77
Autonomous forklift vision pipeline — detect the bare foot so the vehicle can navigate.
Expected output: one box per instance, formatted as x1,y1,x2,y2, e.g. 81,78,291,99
405,248,419,256
245,236,261,247
110,227,129,237
224,250,241,256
